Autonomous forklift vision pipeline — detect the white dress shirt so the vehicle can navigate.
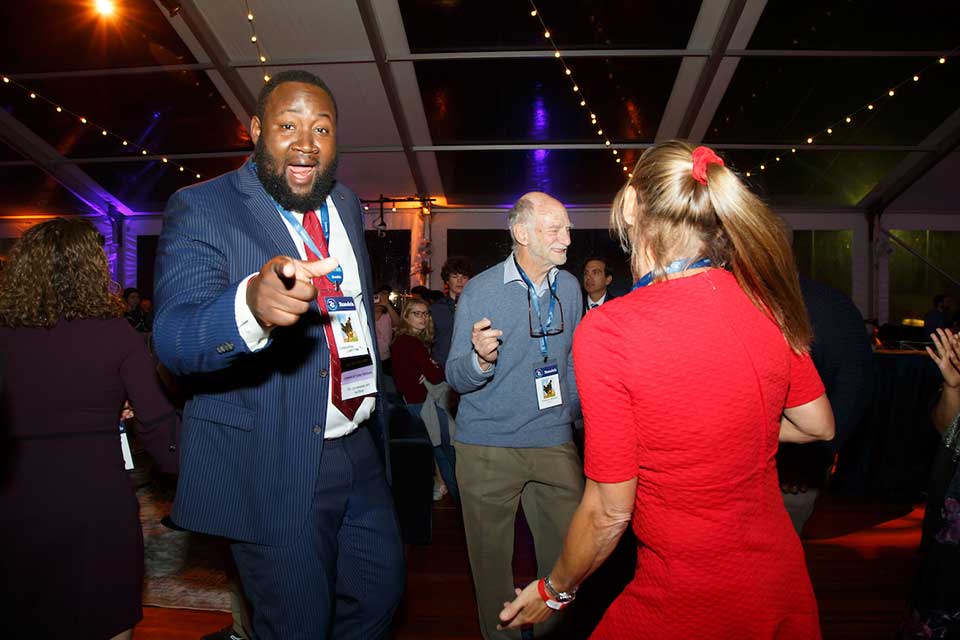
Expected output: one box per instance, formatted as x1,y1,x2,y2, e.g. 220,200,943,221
586,291,607,310
233,195,376,439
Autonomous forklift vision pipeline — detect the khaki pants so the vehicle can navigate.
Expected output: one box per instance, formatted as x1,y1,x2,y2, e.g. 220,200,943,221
455,441,585,640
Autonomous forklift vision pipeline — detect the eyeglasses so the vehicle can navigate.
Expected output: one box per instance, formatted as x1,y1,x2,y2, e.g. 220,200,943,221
528,288,564,338
408,310,430,318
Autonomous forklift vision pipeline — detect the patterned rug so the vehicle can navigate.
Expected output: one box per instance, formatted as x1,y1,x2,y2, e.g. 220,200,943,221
138,482,232,611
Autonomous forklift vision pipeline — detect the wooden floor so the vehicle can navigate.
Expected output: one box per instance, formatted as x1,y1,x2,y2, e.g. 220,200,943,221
136,494,923,639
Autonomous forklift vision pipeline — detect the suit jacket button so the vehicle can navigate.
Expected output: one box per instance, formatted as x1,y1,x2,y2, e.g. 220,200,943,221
313,425,323,435
319,369,328,377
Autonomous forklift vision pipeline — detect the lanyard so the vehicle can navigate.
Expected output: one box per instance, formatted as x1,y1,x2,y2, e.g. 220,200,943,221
275,201,344,287
633,257,712,290
514,256,559,359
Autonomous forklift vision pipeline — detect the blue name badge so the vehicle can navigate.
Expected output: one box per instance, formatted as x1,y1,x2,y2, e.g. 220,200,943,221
533,362,563,410
323,295,369,359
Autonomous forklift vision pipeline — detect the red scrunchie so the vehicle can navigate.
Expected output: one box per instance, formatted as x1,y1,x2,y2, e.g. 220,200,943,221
691,146,724,186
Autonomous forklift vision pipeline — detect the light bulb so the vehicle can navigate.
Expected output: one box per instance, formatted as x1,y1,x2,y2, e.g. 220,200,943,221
122,140,128,146
531,9,537,16
746,171,751,177
196,174,201,179
162,157,169,163
142,150,147,155
826,128,832,134
597,129,603,135
29,92,36,99
565,68,571,76
868,104,874,110
247,12,253,20
579,100,585,106
101,130,108,136
888,89,894,97
845,116,852,123
913,75,919,82
260,55,267,63
806,137,813,144
572,85,578,92
55,106,62,112
80,117,87,124
791,148,796,153
760,164,765,170
554,51,560,58
544,31,550,38
251,35,257,43
939,57,946,64
179,166,184,172
1,77,9,83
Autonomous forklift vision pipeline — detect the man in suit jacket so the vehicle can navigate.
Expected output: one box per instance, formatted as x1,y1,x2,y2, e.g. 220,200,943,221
153,70,403,640
582,256,617,315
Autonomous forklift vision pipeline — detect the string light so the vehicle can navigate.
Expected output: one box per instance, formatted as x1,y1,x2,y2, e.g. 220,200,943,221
528,0,625,176
0,75,203,180
243,0,270,83
742,50,955,181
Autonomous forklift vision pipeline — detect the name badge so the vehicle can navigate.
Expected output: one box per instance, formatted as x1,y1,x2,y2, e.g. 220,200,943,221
119,421,134,470
342,363,377,400
324,296,369,358
534,362,563,411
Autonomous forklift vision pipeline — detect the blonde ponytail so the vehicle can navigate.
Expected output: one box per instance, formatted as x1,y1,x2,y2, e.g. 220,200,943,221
611,140,811,353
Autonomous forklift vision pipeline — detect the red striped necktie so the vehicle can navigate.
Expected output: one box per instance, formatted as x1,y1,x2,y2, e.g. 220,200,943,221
302,208,364,421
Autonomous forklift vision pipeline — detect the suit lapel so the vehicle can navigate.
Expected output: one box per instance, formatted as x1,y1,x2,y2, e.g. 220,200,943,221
235,158,301,258
332,183,364,266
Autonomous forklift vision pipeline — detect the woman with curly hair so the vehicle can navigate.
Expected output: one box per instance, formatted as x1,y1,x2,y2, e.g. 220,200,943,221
0,218,179,639
391,297,459,504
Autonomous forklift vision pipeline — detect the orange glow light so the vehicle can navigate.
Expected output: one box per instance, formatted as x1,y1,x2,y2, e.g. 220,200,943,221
94,0,115,16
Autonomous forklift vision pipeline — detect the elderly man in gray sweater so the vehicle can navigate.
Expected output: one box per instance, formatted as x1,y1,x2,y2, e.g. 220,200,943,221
446,192,585,640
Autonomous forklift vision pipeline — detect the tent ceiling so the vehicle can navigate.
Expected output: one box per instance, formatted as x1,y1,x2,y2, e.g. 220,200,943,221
0,0,958,214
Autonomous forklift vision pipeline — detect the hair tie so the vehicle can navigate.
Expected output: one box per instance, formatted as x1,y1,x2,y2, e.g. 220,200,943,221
691,146,724,186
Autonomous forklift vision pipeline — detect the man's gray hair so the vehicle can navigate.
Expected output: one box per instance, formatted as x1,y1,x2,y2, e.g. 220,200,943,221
508,196,536,245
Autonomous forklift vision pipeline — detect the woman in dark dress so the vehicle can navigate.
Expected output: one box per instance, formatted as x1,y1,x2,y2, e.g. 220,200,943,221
0,218,179,639
902,328,960,638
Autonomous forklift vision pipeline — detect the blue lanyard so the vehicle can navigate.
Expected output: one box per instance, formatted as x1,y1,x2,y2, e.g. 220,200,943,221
633,257,712,290
514,256,559,358
275,201,344,287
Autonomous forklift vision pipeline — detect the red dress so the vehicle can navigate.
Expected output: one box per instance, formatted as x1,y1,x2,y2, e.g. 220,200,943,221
573,269,824,640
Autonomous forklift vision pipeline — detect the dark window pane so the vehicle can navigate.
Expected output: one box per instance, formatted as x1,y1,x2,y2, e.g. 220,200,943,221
722,149,906,207
427,150,632,206
749,2,960,51
416,58,679,144
2,72,249,158
400,0,701,52
705,58,960,147
0,166,93,215
136,234,159,300
889,230,960,325
365,230,411,293
792,230,852,298
447,230,512,276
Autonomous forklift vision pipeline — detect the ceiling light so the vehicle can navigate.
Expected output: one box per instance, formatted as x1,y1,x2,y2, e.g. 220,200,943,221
94,0,115,16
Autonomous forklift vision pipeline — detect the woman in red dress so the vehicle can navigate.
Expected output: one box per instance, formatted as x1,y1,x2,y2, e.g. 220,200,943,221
500,141,835,639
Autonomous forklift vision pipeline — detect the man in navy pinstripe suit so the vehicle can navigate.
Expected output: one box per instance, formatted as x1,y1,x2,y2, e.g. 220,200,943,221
153,70,404,640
